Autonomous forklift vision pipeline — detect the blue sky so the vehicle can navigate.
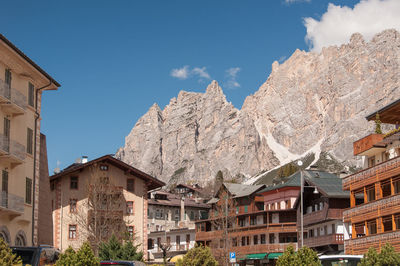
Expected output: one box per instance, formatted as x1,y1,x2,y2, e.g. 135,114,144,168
0,0,386,172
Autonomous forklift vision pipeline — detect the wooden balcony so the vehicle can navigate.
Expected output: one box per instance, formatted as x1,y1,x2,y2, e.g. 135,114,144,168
196,223,297,241
345,230,400,255
0,79,26,116
304,234,344,248
343,156,400,191
343,194,400,223
353,134,385,156
303,206,343,226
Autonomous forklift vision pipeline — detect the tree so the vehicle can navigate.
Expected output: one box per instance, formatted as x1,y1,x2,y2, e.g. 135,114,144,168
176,244,218,266
277,246,321,266
56,246,77,266
71,164,129,253
0,237,22,266
375,113,382,134
98,234,143,262
210,185,237,266
74,242,99,266
56,243,99,266
359,243,400,266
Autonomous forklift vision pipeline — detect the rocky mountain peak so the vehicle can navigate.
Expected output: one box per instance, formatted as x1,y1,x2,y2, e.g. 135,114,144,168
117,29,400,186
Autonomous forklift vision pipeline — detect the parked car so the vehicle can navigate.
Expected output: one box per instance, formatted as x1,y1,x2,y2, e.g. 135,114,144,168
319,255,363,266
100,261,146,266
11,245,60,266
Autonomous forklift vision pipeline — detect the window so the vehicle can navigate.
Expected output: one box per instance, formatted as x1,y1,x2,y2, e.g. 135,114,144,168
175,209,180,221
26,128,33,155
70,176,78,189
176,235,181,250
167,236,171,246
127,179,134,192
148,238,154,249
367,220,377,235
309,229,314,238
69,225,77,239
28,82,34,107
128,226,134,238
2,170,8,194
99,176,109,184
241,236,246,246
381,180,391,198
5,69,11,87
260,234,266,244
253,235,258,245
383,215,393,232
394,178,400,194
25,178,32,204
244,205,248,213
100,164,108,171
190,211,194,220
50,180,55,191
269,233,275,244
331,224,335,234
232,237,237,247
366,185,375,202
250,216,256,225
395,214,400,230
156,209,160,219
126,201,134,215
160,209,164,219
70,199,77,213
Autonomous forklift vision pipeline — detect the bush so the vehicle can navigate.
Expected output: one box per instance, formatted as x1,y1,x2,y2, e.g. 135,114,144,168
56,242,99,266
176,244,218,266
360,243,400,266
98,234,143,261
277,246,321,266
0,237,22,266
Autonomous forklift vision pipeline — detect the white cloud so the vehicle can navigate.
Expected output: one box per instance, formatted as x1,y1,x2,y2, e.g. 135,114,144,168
171,65,190,80
225,67,241,89
304,0,400,52
192,67,211,79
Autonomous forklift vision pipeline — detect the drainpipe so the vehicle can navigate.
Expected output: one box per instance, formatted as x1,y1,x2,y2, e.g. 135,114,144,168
32,80,52,245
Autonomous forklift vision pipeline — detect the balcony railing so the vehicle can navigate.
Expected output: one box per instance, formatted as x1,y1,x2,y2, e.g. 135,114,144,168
343,156,400,191
343,194,400,223
0,79,27,115
0,134,26,163
303,206,343,226
304,234,344,248
353,134,384,156
345,230,400,255
0,191,24,215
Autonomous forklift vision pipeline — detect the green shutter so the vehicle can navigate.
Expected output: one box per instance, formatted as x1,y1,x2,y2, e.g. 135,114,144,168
27,128,33,154
244,206,248,213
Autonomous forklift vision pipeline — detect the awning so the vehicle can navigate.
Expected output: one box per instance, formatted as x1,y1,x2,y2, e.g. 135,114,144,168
267,253,283,259
246,253,268,260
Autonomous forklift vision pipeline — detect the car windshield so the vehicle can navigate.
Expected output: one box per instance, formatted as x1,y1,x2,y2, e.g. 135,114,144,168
320,258,361,266
12,249,35,265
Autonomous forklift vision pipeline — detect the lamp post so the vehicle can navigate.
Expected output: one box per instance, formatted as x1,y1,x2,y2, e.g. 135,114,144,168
297,160,304,249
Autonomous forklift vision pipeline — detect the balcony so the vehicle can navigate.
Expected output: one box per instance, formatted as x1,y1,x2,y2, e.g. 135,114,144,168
353,134,385,156
0,79,27,116
0,134,26,165
196,223,297,241
304,234,344,248
343,194,400,223
303,206,343,226
0,191,24,218
343,155,400,191
345,230,400,255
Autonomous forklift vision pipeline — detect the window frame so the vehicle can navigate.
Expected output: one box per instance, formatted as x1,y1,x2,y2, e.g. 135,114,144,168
126,201,134,215
28,82,34,107
70,176,78,190
68,225,77,240
127,178,135,192
25,177,32,204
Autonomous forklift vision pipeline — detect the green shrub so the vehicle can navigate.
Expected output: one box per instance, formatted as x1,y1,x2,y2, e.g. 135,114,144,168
176,244,218,266
277,246,321,266
56,242,99,266
0,237,22,266
359,243,400,266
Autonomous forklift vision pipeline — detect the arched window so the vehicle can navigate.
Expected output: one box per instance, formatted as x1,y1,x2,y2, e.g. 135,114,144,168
0,226,10,245
14,230,27,246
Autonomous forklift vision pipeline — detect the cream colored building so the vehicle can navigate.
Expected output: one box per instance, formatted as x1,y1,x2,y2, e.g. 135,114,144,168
0,34,60,246
49,155,164,258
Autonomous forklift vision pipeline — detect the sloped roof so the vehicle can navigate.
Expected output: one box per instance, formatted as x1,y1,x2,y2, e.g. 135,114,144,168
50,154,165,191
223,183,265,198
258,170,349,198
148,191,210,209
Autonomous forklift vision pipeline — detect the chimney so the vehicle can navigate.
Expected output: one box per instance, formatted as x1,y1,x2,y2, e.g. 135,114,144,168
53,167,60,174
82,156,88,164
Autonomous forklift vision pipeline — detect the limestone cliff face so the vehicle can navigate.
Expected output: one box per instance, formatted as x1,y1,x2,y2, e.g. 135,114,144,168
117,29,400,184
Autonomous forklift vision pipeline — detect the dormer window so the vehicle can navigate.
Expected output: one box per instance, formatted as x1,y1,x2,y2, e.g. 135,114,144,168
100,164,108,171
